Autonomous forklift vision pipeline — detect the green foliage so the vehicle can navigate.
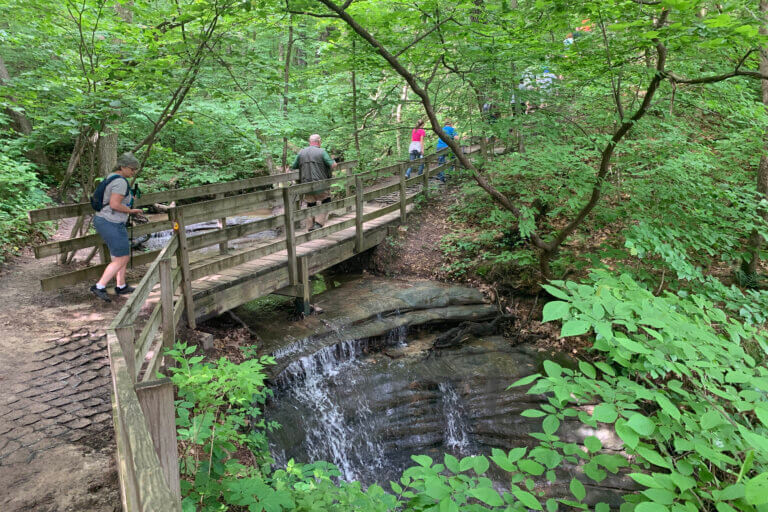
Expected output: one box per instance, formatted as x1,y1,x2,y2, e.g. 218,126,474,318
0,144,51,260
531,271,768,511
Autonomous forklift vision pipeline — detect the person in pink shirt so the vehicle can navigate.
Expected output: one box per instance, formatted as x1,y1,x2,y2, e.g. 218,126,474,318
405,120,426,179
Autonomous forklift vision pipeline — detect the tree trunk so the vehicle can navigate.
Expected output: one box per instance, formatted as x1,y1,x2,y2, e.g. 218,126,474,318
114,1,134,23
0,55,49,169
281,18,294,170
744,0,768,276
351,38,361,161
97,125,118,176
396,83,408,155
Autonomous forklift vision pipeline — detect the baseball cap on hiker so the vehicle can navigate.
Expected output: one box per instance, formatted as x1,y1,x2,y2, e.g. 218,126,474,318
117,152,140,170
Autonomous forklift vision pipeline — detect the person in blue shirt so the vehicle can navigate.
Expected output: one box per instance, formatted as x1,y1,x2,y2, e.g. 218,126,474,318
435,120,457,183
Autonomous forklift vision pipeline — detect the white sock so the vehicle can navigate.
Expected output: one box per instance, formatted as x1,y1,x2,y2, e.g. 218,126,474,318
95,284,106,290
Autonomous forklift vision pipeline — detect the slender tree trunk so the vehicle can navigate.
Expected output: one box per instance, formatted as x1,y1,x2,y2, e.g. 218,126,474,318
351,38,361,161
0,55,49,169
281,18,294,170
744,0,768,276
396,83,407,155
97,125,118,176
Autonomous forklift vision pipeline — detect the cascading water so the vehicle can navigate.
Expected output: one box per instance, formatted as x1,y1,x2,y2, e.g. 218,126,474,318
273,338,386,481
439,381,471,452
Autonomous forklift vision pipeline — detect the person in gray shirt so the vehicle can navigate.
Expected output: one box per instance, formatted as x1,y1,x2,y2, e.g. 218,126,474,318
291,134,337,231
90,152,143,302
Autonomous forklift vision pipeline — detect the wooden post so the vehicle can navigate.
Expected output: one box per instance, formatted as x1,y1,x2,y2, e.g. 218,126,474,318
170,208,196,330
422,163,430,199
215,193,228,255
115,325,137,382
282,188,298,285
158,257,175,352
355,176,364,252
99,243,111,265
399,162,407,223
136,379,182,500
296,255,311,316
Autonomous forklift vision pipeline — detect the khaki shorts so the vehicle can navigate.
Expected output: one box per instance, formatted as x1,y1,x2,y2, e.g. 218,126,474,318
303,191,330,204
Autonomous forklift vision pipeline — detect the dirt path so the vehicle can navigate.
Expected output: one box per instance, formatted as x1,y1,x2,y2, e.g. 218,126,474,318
0,241,123,511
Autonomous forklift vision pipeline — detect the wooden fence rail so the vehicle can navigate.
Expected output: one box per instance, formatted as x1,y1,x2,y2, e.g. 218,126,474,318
34,145,493,511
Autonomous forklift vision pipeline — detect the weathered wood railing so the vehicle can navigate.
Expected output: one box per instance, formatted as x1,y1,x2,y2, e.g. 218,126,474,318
29,162,357,291
31,144,496,511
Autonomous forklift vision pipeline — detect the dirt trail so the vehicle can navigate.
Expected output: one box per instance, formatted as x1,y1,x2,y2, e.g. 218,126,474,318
0,234,123,511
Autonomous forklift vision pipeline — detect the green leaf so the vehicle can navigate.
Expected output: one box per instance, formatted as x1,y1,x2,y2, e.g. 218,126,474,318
561,320,590,337
635,502,668,511
512,489,543,510
569,478,586,501
584,436,602,453
467,487,504,506
509,373,541,388
700,410,726,430
746,473,768,505
636,447,672,469
472,455,490,476
627,414,656,437
542,415,560,435
542,300,570,322
518,459,546,476
654,395,681,420
578,361,596,378
521,409,547,418
444,454,459,474
411,455,433,468
592,403,618,423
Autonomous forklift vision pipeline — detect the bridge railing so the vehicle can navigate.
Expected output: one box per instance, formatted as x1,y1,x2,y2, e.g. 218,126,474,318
27,162,357,291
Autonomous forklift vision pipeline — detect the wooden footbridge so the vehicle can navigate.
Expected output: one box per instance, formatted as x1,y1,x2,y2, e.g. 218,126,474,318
26,143,494,511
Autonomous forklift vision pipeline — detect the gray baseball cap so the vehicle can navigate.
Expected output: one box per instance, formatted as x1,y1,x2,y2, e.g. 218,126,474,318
117,152,140,169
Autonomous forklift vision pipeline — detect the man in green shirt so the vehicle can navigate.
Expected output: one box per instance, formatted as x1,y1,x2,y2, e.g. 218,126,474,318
291,133,337,231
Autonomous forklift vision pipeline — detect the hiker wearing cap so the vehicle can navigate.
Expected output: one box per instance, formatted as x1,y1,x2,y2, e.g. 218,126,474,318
291,134,337,231
90,152,143,302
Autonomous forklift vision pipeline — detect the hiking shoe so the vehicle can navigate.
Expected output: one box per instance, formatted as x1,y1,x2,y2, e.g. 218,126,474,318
90,285,112,302
308,222,323,232
115,284,135,295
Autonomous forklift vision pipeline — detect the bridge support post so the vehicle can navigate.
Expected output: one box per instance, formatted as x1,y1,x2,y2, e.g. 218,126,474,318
345,166,353,212
135,379,182,500
355,176,364,252
282,188,298,285
158,257,175,353
422,164,429,199
399,163,407,224
170,208,196,330
295,255,311,316
215,193,228,255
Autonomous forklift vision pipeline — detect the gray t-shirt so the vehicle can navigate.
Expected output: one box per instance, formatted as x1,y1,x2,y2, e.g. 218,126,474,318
95,173,132,223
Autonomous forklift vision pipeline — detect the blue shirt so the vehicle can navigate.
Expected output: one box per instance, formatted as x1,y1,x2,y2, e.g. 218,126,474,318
436,125,457,149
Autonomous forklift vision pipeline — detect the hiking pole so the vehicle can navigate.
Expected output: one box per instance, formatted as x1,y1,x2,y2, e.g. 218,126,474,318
129,214,134,270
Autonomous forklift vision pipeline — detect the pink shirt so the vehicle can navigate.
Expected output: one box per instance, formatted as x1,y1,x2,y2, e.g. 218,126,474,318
411,128,425,142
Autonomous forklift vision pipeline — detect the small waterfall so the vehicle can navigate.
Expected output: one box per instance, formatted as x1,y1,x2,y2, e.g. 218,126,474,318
439,381,471,452
274,338,386,481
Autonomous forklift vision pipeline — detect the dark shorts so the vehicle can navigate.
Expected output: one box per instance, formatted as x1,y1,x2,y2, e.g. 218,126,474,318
94,215,130,257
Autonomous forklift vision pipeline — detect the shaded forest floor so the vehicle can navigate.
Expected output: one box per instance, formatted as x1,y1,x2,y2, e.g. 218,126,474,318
0,222,123,512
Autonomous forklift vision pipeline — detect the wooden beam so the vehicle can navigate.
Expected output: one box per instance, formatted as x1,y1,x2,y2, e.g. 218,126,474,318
34,220,171,263
159,258,175,352
40,249,160,292
171,209,196,330
399,163,407,223
115,325,137,384
27,173,299,224
282,188,298,286
355,176,364,252
135,379,181,500
215,193,228,255
186,215,284,252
